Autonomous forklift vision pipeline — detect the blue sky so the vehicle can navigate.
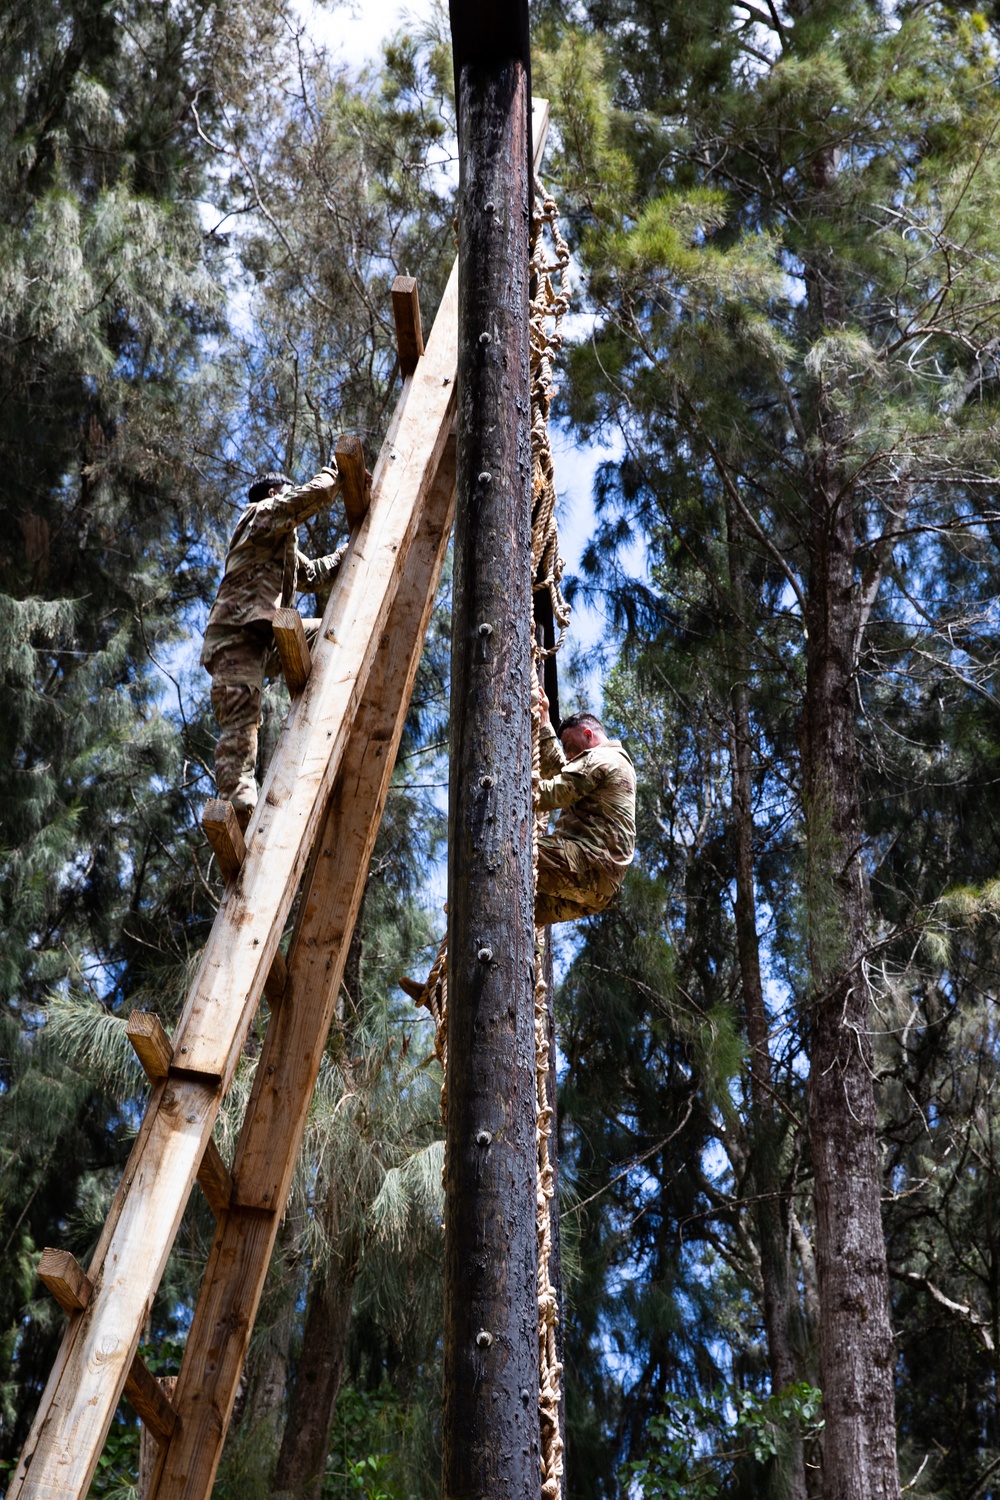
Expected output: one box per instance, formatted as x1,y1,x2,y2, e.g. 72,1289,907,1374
299,0,620,705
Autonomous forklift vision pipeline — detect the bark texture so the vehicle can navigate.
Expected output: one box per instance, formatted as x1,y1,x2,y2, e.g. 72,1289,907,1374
443,36,540,1500
802,470,901,1500
271,1242,359,1500
271,907,364,1499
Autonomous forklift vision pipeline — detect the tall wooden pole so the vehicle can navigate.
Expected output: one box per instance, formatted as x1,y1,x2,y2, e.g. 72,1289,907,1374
444,4,540,1497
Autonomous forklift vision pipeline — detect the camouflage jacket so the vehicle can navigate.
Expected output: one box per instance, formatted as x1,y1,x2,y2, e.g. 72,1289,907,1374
538,723,636,881
201,466,346,667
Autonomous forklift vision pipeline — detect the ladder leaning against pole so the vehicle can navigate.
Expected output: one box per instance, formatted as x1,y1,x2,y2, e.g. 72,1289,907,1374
11,98,550,1500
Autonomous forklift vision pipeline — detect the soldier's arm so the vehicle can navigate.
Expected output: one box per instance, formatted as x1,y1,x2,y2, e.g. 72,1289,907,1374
297,543,348,589
538,754,607,813
539,722,566,779
247,465,342,544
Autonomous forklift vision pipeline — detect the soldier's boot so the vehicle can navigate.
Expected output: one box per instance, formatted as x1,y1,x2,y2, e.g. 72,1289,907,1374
213,725,259,833
219,763,257,834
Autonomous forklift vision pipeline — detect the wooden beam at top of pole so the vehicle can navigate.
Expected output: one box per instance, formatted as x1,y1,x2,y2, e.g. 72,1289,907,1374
444,3,541,1496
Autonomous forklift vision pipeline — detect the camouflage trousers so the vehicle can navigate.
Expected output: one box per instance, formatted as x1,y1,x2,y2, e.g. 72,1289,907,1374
535,833,622,926
206,620,321,824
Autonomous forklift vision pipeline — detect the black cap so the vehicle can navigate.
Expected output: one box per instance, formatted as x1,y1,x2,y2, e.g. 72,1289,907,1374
248,470,294,504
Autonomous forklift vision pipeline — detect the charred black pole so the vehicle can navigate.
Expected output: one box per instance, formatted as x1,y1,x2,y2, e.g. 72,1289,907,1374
444,3,540,1497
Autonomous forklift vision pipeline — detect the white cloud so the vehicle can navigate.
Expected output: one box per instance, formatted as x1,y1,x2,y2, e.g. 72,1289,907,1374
298,0,440,70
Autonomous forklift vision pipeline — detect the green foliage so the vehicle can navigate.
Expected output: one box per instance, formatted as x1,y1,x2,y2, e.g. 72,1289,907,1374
622,1384,823,1499
324,1386,408,1500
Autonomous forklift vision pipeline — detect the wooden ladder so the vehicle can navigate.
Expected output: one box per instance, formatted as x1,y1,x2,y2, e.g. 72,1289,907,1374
12,99,549,1500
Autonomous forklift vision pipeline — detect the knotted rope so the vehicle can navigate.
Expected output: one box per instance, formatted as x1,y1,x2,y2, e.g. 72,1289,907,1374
408,186,572,1497
529,182,571,1500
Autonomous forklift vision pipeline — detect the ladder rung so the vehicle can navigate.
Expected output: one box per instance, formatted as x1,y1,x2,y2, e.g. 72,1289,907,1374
264,946,288,1006
196,1138,233,1219
127,1011,173,1082
391,275,424,377
37,1253,179,1446
335,433,370,529
124,1357,178,1445
38,1248,92,1316
202,799,246,882
272,609,312,695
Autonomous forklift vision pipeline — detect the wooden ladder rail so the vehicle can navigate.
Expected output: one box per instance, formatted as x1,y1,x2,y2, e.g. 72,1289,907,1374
9,270,458,1500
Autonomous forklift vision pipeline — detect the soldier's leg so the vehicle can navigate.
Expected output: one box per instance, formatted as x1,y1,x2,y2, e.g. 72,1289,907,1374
208,639,266,828
535,837,615,926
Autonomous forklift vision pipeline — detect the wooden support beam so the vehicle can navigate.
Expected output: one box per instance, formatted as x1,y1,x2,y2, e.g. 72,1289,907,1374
139,1378,177,1497
334,433,369,530
127,1012,173,1083
272,608,312,696
202,800,246,883
444,14,541,1496
146,436,458,1500
391,275,424,377
196,1138,233,1219
124,1358,177,1446
38,1250,93,1317
263,946,288,1006
10,1075,216,1499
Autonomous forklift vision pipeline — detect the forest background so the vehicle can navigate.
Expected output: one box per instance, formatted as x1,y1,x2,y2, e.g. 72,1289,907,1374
5,0,1000,1497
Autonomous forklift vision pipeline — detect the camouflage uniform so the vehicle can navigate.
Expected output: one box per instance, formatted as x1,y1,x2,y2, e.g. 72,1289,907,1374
201,466,347,820
535,722,636,925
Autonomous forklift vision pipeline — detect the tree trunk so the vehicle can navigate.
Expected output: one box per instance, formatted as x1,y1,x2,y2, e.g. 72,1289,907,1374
443,6,541,1495
725,498,807,1500
271,1242,360,1500
272,908,366,1499
802,474,901,1500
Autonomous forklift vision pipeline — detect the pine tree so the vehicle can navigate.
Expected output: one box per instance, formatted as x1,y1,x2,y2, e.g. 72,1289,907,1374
537,2,1000,1495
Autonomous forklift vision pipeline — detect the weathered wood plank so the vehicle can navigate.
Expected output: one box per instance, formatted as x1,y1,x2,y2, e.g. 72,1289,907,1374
10,1071,172,1498
196,1138,232,1219
391,275,424,377
11,1077,217,1499
38,1250,93,1317
127,1012,173,1083
138,1377,176,1499
147,437,457,1500
201,801,246,884
124,1358,178,1445
334,433,369,529
263,947,287,1007
272,608,312,696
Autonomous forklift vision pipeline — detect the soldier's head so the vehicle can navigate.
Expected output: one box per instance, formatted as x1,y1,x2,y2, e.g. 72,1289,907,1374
559,711,607,759
248,471,294,504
